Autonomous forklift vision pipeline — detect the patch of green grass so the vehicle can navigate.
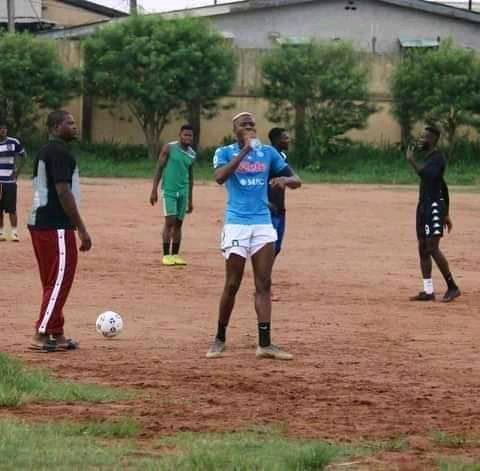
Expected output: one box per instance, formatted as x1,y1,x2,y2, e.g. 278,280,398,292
20,139,480,185
433,432,469,449
438,459,480,471
0,419,157,470
58,417,141,439
353,437,409,455
0,353,131,407
0,421,343,471
155,430,340,470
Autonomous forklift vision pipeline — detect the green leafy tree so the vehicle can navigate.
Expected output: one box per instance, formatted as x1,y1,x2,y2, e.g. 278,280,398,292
390,40,480,153
84,15,236,157
0,33,81,137
262,40,374,166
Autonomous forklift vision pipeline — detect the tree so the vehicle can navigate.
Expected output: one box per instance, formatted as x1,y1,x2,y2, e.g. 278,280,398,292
0,33,81,137
84,15,236,157
390,40,480,153
262,40,374,165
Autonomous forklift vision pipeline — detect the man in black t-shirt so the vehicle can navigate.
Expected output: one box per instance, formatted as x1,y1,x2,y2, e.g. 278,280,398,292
28,110,92,352
268,128,292,257
406,125,460,303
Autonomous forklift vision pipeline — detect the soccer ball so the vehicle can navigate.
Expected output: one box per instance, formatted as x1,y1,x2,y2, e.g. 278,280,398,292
96,311,123,338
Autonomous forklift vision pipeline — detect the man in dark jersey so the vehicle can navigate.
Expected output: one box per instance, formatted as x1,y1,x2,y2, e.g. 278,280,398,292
406,125,460,303
28,110,92,352
268,127,292,257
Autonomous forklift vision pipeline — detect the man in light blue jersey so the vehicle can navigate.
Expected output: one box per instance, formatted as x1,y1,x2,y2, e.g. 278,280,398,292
206,112,301,360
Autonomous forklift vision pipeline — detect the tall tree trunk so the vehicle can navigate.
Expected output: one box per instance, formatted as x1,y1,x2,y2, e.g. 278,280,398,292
294,102,307,164
187,101,201,150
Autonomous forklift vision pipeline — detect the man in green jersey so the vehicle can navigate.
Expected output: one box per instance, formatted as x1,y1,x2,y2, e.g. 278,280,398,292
150,125,195,266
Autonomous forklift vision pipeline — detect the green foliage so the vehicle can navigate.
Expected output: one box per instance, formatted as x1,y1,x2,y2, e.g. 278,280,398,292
0,419,159,470
0,33,81,137
390,39,480,152
84,16,236,157
262,40,374,166
155,430,340,470
73,141,150,162
0,352,131,406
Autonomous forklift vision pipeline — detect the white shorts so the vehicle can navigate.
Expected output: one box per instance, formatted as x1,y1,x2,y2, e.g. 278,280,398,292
221,224,277,259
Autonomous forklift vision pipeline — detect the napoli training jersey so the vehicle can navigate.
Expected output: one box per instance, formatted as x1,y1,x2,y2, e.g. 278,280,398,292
213,142,288,225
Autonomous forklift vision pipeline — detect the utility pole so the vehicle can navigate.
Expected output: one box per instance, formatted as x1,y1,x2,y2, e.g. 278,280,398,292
468,0,472,10
130,0,137,15
7,0,15,33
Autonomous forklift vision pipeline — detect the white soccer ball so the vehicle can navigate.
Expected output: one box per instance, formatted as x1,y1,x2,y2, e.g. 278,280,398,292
96,311,123,338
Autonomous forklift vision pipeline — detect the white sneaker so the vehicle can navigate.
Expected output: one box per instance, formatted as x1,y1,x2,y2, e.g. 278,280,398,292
0,232,6,241
206,338,226,358
256,344,293,360
10,231,19,242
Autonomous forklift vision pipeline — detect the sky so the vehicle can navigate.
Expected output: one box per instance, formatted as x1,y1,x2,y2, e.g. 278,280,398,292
93,0,244,14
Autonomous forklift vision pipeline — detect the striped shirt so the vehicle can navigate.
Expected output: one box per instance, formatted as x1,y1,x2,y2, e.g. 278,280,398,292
0,137,25,184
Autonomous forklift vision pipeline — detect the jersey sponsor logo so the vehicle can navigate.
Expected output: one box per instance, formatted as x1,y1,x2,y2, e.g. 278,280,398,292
237,161,266,173
239,177,265,187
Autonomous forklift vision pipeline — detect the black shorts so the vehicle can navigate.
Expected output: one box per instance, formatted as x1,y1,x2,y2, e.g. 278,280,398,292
416,200,445,239
0,183,17,214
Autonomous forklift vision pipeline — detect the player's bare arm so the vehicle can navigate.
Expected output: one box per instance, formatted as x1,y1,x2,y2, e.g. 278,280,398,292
56,182,92,252
188,165,194,213
270,174,302,191
150,143,170,205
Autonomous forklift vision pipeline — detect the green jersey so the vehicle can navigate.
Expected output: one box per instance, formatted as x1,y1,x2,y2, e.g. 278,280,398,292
162,141,196,194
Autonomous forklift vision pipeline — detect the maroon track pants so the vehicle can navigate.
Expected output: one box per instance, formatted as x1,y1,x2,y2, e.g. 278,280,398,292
29,228,78,335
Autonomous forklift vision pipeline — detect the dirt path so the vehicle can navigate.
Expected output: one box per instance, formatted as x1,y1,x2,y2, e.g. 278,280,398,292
2,179,480,468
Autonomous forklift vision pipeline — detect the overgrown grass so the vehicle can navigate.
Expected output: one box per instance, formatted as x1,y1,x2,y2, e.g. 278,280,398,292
155,430,340,470
438,459,480,471
0,419,156,470
2,418,478,470
19,139,480,184
0,353,131,407
0,421,342,470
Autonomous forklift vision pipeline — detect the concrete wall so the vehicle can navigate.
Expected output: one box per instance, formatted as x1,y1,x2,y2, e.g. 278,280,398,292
44,0,112,27
212,0,480,53
51,0,480,148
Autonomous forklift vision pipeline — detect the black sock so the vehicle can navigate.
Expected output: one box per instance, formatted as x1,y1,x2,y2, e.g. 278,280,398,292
172,242,180,255
445,273,458,290
216,323,227,342
163,243,170,255
258,322,271,347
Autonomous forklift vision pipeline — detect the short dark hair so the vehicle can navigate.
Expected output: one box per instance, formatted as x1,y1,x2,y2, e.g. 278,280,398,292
425,125,441,139
268,127,286,144
47,110,70,131
180,124,194,133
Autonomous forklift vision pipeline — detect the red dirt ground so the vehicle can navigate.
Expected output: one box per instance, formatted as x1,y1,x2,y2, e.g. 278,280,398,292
2,179,480,468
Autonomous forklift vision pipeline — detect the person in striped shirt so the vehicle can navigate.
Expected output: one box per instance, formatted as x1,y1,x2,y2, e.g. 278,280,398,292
0,121,26,242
